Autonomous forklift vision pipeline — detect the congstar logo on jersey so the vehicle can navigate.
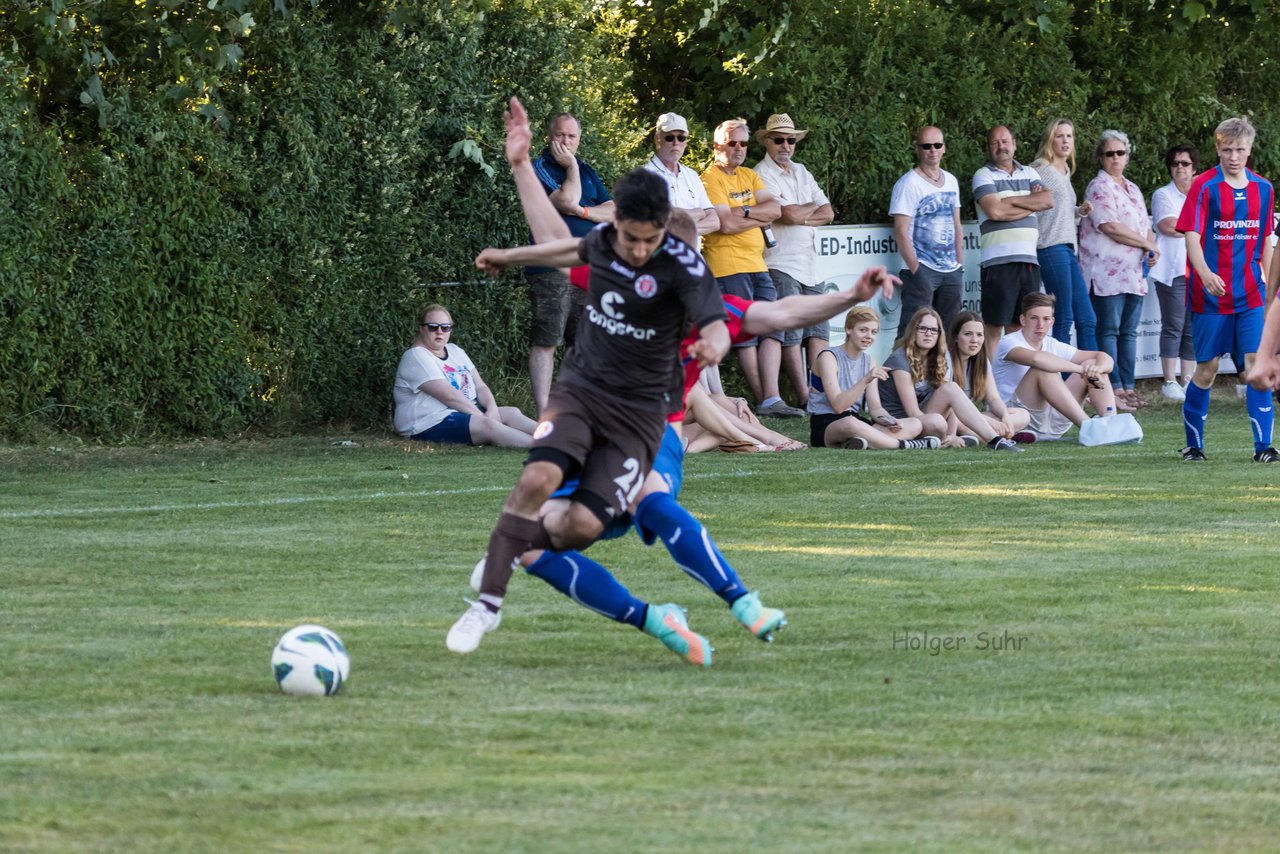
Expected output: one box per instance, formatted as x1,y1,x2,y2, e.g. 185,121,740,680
586,293,657,340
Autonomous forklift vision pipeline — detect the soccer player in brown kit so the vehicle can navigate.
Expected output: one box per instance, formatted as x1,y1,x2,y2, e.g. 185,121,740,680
447,99,730,655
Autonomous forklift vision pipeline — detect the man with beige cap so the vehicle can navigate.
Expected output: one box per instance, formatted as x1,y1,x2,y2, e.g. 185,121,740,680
755,113,834,409
643,112,719,236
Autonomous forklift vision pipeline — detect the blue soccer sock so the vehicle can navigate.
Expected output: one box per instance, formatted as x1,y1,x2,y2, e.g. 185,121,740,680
1183,381,1211,449
633,491,746,605
1246,385,1274,452
524,551,646,630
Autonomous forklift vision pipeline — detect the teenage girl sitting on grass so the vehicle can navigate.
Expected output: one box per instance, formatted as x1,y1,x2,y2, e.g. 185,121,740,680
807,305,936,450
877,307,1023,451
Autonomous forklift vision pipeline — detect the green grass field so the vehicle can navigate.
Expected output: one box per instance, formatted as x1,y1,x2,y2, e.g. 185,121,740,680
3,391,1279,852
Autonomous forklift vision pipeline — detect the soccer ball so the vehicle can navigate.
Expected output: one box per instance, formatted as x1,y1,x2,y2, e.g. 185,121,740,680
271,624,350,697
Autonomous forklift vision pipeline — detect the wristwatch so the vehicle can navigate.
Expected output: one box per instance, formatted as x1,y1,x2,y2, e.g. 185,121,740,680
741,205,751,218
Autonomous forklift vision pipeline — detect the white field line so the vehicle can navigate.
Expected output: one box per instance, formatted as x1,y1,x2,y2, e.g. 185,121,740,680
0,442,1235,521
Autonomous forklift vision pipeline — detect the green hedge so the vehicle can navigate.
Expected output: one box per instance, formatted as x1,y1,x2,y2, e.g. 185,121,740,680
0,0,1273,438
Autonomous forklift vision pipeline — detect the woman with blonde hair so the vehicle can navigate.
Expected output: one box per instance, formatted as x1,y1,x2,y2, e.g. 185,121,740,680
1031,117,1096,348
878,307,1023,450
806,305,934,450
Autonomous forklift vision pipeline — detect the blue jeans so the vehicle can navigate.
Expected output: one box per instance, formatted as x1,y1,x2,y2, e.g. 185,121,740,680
1037,244,1097,349
1091,292,1144,389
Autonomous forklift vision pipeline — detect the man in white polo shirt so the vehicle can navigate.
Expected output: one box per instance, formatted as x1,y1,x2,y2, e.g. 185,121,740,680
643,112,719,238
973,125,1054,358
755,112,835,409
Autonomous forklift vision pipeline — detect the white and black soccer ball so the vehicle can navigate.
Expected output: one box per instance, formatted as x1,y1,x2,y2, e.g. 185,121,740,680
271,624,350,697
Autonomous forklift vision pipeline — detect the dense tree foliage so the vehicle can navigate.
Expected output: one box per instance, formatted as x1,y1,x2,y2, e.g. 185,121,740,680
0,0,1272,437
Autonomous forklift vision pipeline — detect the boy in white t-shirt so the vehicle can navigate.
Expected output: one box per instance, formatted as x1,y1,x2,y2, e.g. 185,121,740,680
993,292,1119,439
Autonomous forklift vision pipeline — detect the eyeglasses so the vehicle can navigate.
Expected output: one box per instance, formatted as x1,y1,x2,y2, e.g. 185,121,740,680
917,326,941,335
1171,160,1193,168
1103,150,1128,158
917,142,945,150
662,134,687,143
721,140,748,148
770,136,797,146
423,322,453,332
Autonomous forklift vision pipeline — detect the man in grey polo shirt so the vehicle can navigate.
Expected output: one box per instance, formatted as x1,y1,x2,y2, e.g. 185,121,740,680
643,112,719,237
972,125,1054,358
755,112,834,409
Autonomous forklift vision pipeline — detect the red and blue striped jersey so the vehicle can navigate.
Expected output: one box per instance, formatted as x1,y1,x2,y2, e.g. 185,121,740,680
1176,165,1274,314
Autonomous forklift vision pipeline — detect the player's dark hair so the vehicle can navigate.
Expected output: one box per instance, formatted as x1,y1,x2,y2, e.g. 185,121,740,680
613,168,671,228
1165,144,1200,173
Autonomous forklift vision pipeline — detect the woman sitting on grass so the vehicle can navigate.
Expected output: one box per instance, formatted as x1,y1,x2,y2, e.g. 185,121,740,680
806,306,935,450
393,304,536,448
878,307,1022,451
948,310,1034,443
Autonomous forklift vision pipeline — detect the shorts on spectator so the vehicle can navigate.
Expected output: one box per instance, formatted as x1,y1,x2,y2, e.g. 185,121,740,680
410,412,474,446
981,262,1041,327
527,269,587,348
769,268,830,346
809,410,856,448
1007,392,1072,440
717,271,782,347
1190,307,1263,365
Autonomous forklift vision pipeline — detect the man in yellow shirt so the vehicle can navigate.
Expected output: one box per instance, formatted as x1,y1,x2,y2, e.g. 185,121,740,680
700,119,801,417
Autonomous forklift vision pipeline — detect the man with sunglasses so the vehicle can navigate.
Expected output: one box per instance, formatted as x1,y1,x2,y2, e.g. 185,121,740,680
643,112,719,238
891,126,964,333
755,113,835,412
701,119,801,418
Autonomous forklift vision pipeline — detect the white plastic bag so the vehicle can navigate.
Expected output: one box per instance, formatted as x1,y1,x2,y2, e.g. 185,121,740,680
1077,413,1143,446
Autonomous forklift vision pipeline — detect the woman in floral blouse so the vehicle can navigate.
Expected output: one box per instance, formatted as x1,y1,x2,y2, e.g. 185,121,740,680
1079,129,1158,411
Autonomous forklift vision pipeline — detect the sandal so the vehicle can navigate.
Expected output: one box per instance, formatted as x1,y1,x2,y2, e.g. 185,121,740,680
718,439,759,453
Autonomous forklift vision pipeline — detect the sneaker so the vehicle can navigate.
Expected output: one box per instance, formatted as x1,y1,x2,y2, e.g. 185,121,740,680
1254,447,1279,463
730,591,787,642
1011,431,1037,444
988,437,1024,452
756,400,806,418
643,604,712,668
899,436,941,450
1161,380,1186,402
836,437,868,450
1181,446,1207,462
958,435,980,447
446,600,501,654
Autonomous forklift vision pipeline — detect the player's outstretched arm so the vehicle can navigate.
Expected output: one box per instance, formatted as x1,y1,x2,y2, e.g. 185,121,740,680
687,320,730,369
504,96,572,245
740,267,897,337
475,238,583,276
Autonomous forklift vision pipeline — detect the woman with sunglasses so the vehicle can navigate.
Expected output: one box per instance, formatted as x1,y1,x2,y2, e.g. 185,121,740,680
393,304,536,447
1149,144,1201,401
1030,117,1097,350
877,307,1023,450
1079,130,1157,411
